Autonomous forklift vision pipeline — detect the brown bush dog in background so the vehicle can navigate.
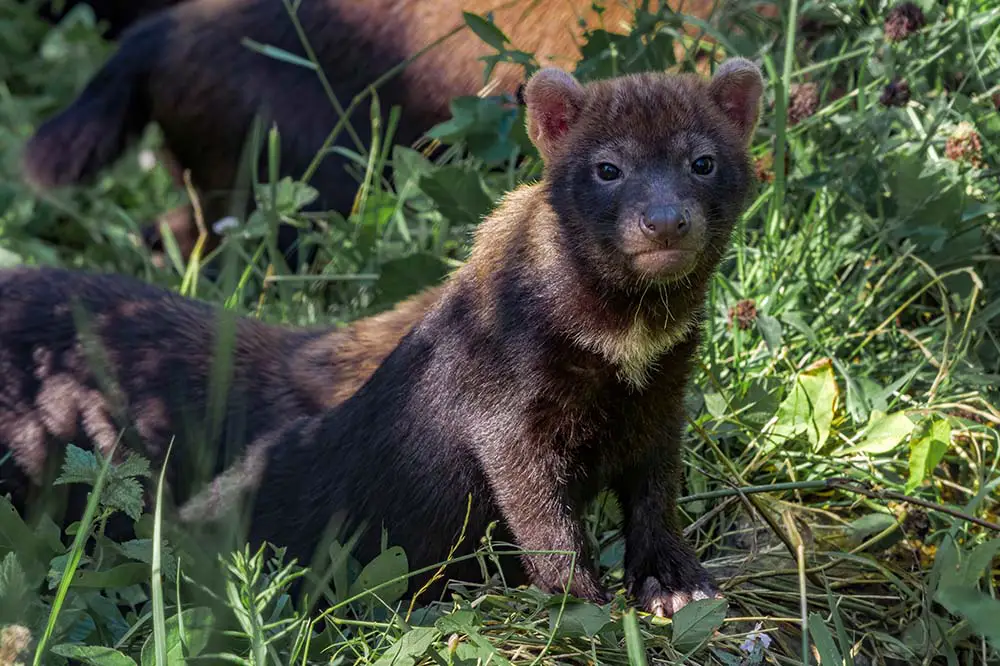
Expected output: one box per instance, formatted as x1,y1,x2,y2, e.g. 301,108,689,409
186,58,764,616
20,0,724,266
0,266,440,519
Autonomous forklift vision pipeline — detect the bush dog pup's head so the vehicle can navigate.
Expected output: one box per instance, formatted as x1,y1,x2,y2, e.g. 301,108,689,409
525,57,762,289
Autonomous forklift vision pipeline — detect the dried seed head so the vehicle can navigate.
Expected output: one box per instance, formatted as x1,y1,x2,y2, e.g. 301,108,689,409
879,78,911,107
0,625,31,666
728,299,758,331
788,82,820,125
991,92,1000,111
885,2,927,41
902,508,931,540
944,121,985,168
754,155,775,183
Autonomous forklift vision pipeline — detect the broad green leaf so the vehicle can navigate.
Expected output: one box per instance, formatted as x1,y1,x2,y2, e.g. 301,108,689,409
771,358,838,451
348,546,409,605
840,410,914,456
958,538,1000,588
68,563,150,589
549,602,612,637
905,419,951,493
671,598,727,652
392,146,434,196
846,513,899,550
373,252,451,310
809,612,845,666
463,11,510,51
702,392,728,419
935,584,1000,651
419,166,493,226
51,644,137,666
756,314,783,355
140,607,215,666
373,626,439,666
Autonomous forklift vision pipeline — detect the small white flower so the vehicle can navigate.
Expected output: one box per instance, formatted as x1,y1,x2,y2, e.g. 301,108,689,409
138,149,158,172
739,622,772,652
212,216,241,235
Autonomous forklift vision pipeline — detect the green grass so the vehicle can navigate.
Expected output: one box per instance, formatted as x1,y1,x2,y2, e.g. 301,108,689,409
1,0,999,663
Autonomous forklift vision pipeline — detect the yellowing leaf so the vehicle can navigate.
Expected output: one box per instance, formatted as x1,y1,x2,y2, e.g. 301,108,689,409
905,419,951,493
771,358,839,451
839,410,915,456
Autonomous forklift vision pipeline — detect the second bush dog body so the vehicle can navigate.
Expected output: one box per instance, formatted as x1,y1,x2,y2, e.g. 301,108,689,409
21,0,719,262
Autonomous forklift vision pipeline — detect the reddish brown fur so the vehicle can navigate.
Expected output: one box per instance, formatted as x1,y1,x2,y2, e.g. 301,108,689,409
22,0,731,263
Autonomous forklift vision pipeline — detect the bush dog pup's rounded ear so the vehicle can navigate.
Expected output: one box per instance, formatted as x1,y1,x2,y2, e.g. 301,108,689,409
708,57,765,146
524,67,586,161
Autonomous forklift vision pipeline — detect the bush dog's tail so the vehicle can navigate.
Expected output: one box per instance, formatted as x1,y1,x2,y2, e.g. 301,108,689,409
21,19,164,189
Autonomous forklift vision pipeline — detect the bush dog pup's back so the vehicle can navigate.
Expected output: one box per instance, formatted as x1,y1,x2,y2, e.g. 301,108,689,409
211,58,764,615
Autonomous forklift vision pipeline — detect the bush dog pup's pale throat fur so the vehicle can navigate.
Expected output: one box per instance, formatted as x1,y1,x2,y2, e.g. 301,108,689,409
198,58,764,616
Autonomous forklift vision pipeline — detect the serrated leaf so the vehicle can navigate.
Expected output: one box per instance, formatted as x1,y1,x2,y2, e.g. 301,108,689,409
55,445,101,486
140,607,215,666
809,612,845,666
101,476,146,521
771,358,838,451
0,552,33,622
373,626,439,666
905,419,951,493
113,454,152,480
51,644,137,666
348,546,409,605
463,11,509,51
840,410,914,456
115,540,178,582
671,598,727,652
549,602,611,637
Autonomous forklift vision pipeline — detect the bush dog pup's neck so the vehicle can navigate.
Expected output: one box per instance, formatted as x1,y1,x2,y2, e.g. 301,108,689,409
236,58,764,617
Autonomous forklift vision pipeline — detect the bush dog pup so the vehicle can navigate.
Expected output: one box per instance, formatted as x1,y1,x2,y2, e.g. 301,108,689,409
189,58,764,616
21,0,721,263
0,266,440,513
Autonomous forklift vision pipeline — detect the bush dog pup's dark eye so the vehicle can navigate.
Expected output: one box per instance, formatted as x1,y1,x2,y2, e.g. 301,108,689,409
596,162,622,181
691,155,715,175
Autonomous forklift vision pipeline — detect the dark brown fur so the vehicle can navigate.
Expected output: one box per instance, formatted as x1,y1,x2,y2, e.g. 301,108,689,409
0,266,438,513
192,59,764,615
21,0,722,264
